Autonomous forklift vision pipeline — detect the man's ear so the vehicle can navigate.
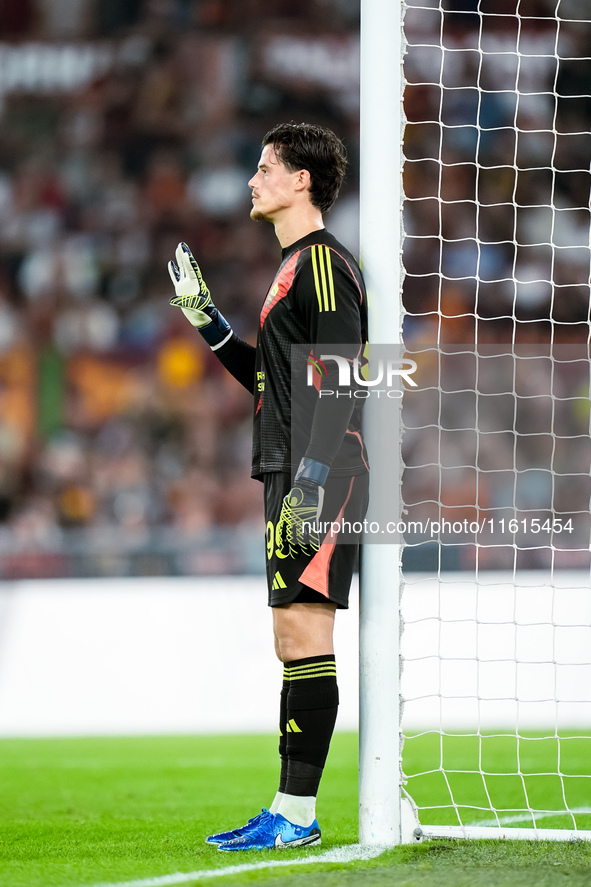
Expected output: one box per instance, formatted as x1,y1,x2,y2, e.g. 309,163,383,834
294,168,311,193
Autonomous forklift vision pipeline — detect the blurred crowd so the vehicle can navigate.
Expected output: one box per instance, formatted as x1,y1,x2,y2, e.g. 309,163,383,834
403,0,591,341
401,344,591,571
402,0,591,571
0,0,360,575
0,0,589,576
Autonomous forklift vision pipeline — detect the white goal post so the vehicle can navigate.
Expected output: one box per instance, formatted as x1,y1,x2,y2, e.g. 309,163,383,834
358,0,407,847
359,0,591,845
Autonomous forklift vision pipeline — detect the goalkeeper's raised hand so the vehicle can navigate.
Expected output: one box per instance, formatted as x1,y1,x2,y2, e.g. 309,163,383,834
277,458,329,554
168,242,232,349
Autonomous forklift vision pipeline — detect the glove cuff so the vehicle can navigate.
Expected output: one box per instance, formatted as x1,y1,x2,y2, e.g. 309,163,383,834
197,307,232,347
295,457,330,487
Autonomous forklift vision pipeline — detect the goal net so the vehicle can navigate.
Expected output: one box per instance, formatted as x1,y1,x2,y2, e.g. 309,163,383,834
398,0,591,841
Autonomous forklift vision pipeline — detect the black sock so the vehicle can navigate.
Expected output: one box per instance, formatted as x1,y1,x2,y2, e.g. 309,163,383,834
282,655,339,798
278,673,289,793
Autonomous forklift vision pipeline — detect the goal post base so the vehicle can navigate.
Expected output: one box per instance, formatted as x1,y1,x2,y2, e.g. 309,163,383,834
358,797,421,847
401,796,421,844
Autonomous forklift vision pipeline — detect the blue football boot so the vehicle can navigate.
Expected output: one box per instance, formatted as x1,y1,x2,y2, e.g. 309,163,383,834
206,809,269,844
218,810,321,851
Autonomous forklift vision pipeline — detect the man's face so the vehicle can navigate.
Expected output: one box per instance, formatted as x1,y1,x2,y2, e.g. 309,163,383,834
248,144,302,222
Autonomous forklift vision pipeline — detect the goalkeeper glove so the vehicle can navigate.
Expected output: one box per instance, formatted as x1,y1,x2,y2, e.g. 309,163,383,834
168,242,232,349
277,457,329,554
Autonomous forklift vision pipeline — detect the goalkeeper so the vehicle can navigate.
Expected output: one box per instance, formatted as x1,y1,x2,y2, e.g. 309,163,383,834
168,122,369,851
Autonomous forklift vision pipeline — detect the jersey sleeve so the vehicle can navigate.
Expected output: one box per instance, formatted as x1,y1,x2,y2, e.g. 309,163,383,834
293,246,365,469
211,332,256,395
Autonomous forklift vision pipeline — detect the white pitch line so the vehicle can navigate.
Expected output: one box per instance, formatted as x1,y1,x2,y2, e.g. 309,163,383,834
86,844,387,887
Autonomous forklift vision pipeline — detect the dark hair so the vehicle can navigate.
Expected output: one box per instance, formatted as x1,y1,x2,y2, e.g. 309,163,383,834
262,122,347,214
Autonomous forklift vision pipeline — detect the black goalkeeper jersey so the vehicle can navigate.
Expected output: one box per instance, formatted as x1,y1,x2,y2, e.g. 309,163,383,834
214,228,369,480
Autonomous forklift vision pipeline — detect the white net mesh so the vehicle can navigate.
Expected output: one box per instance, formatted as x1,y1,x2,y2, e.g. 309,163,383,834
400,0,591,835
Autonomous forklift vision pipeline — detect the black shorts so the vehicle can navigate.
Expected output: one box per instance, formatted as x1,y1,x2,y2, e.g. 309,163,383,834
264,471,369,609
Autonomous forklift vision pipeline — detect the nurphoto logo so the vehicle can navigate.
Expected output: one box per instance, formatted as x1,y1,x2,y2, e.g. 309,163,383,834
306,353,417,398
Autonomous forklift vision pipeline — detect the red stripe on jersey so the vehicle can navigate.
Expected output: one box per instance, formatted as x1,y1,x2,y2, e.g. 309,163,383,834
298,477,355,597
346,429,370,472
260,251,300,328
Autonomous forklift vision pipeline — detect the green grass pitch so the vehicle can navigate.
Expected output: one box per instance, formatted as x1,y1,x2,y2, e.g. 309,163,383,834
1,732,591,887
